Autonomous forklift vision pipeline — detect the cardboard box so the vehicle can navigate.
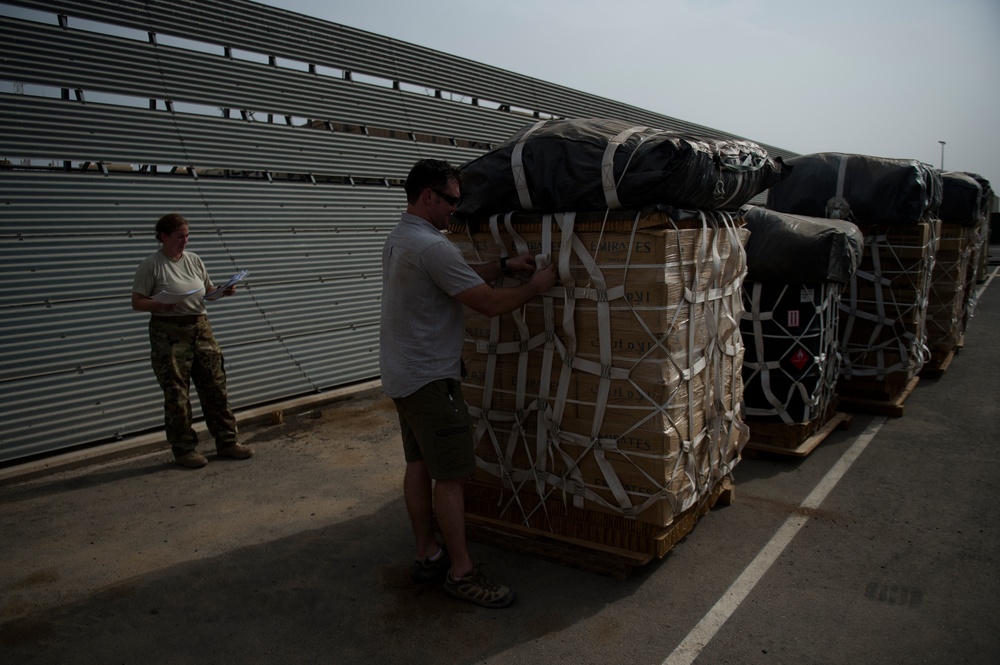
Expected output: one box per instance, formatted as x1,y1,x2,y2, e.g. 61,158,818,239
453,210,749,530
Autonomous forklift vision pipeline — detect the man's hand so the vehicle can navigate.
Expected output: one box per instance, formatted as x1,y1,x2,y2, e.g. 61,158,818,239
505,254,539,278
530,263,558,292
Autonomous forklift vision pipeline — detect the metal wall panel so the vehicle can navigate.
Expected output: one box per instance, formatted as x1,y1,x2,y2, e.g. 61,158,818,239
1,0,797,160
0,0,797,463
0,172,404,461
0,18,529,147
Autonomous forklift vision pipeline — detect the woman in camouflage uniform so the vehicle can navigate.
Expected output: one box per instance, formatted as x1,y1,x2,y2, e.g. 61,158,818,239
131,213,254,469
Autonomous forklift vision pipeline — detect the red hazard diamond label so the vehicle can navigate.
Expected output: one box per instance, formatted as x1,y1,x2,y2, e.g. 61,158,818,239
790,348,810,370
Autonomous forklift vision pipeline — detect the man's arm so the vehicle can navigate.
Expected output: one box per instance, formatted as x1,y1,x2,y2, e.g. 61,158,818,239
470,254,540,284
455,263,558,318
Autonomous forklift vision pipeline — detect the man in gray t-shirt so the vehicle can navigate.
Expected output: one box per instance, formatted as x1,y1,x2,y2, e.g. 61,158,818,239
380,159,557,608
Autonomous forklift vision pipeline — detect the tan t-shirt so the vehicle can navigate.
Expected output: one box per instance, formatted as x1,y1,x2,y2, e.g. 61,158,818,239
132,250,211,316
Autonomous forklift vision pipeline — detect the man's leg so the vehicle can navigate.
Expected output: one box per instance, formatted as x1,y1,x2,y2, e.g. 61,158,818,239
403,459,439,559
434,477,474,578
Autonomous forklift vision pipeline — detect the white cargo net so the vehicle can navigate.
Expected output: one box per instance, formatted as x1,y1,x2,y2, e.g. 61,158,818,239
455,209,749,529
741,281,842,424
839,221,937,379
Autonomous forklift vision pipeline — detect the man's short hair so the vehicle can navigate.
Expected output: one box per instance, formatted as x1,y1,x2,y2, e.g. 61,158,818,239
404,159,462,204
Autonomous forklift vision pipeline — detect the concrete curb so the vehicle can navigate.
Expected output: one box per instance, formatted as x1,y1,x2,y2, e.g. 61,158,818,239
0,379,383,488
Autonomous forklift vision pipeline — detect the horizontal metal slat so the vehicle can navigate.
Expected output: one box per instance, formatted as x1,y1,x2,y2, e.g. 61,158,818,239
3,0,562,117
0,171,407,233
0,94,485,176
0,18,528,147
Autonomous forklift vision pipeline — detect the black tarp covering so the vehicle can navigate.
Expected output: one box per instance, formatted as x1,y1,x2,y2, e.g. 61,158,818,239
765,152,942,227
965,172,994,213
938,171,984,226
455,118,788,219
742,206,863,284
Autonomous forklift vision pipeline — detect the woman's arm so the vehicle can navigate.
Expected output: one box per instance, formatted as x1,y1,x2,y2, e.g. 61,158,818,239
131,292,176,313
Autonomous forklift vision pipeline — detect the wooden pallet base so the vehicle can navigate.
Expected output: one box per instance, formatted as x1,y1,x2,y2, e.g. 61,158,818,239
837,376,919,417
921,347,957,378
745,412,852,457
463,478,734,580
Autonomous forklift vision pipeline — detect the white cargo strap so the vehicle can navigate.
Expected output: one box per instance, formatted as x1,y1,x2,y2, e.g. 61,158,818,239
547,211,628,512
743,282,791,419
532,215,558,493
601,125,648,210
511,120,548,211
826,154,853,220
836,153,849,201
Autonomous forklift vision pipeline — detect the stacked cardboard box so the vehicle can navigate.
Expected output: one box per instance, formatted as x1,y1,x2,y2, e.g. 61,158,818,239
449,208,748,552
838,220,938,398
925,223,972,362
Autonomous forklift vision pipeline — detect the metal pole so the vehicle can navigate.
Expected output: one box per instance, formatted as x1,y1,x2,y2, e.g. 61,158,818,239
938,141,946,170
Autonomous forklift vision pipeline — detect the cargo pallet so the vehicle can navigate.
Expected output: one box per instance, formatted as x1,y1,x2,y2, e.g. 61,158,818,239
463,478,735,580
745,411,852,458
837,376,920,417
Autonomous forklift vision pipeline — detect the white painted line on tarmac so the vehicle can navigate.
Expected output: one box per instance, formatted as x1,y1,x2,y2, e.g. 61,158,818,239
975,266,997,296
663,416,888,665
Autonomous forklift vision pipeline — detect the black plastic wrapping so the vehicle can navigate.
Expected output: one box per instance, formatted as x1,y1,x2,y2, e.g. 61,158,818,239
965,172,994,213
455,118,788,219
938,171,984,226
765,152,942,227
741,206,863,284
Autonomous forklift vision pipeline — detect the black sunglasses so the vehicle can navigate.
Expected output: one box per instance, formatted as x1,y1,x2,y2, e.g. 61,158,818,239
431,189,461,207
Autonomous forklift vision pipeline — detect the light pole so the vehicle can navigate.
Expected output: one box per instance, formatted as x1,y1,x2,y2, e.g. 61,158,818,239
938,141,946,170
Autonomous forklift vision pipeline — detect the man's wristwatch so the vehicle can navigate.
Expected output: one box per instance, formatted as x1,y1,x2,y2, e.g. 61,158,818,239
500,256,510,275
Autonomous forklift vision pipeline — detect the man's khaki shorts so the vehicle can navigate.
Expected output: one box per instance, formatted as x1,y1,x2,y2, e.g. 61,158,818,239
393,378,475,480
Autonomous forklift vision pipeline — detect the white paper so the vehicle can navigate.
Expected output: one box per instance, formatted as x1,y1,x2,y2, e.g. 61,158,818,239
152,287,204,304
203,269,249,301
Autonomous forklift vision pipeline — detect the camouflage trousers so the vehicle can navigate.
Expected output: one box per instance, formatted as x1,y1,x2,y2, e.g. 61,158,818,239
149,317,238,457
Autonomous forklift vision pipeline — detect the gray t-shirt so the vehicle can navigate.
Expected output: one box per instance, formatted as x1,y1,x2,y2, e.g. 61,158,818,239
132,250,211,316
379,213,483,398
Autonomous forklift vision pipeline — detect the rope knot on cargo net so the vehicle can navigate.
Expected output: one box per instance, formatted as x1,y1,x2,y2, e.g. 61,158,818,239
825,196,853,221
713,179,726,201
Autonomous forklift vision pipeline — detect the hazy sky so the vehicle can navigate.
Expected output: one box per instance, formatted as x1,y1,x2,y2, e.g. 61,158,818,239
256,0,1000,191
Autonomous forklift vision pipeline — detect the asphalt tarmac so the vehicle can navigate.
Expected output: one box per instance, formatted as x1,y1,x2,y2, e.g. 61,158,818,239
1,260,998,665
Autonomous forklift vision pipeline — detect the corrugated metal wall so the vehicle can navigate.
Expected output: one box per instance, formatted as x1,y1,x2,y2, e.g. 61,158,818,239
0,0,797,464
